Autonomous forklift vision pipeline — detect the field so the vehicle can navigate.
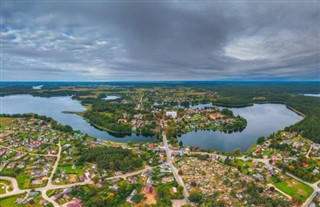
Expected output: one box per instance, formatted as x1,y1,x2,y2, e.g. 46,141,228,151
0,117,14,127
271,176,314,202
0,193,26,207
17,171,31,189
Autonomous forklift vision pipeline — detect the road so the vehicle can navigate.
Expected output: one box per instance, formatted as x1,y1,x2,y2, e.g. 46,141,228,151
0,176,30,198
0,144,58,157
162,131,190,203
2,125,318,206
46,138,61,188
0,155,163,206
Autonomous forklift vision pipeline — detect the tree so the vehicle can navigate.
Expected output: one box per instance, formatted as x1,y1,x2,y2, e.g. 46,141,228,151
221,108,234,117
92,176,100,183
191,180,197,187
257,136,266,144
269,186,275,191
233,148,241,155
132,194,145,203
188,189,203,203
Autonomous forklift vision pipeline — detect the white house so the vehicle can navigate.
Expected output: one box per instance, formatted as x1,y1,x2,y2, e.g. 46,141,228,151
166,111,177,118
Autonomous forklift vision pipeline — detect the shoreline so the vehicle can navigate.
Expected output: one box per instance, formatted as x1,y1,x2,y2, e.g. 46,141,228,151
66,101,304,144
82,116,155,137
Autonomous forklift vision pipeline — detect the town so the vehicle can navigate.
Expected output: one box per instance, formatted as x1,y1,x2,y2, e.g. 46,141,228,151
0,111,319,207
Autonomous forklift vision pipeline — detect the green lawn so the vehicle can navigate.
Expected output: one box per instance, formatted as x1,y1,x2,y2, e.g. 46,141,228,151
17,171,30,189
271,176,314,202
0,117,14,128
57,165,83,174
0,179,11,186
0,193,26,207
0,184,6,194
85,136,95,141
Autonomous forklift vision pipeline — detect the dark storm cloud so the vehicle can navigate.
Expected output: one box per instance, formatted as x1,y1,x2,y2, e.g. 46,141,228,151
2,1,320,80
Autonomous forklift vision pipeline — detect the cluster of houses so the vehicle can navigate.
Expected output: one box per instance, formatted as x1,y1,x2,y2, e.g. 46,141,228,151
51,188,84,207
310,143,320,157
162,107,239,132
252,131,314,158
176,156,289,206
1,118,60,154
130,113,157,132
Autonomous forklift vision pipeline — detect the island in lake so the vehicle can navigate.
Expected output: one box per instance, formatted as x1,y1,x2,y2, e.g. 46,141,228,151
1,82,320,207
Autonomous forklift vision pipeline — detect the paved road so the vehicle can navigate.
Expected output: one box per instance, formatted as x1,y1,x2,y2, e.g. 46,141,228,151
162,131,190,203
0,161,160,206
0,144,58,157
46,139,61,188
0,176,30,198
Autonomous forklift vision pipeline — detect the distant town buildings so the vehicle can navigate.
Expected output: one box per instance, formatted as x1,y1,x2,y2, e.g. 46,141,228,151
166,111,177,118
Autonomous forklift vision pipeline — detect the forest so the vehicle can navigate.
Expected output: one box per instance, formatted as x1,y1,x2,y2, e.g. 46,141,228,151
78,146,143,172
83,111,132,133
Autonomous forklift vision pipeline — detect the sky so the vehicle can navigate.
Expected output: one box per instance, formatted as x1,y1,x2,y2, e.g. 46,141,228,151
1,1,320,81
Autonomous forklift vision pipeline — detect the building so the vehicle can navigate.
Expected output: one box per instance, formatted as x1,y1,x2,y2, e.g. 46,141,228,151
145,185,154,194
166,111,177,119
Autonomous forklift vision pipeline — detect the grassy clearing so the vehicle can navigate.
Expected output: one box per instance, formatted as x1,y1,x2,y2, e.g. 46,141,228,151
0,117,14,127
0,193,26,207
57,165,83,174
17,171,31,189
271,176,313,202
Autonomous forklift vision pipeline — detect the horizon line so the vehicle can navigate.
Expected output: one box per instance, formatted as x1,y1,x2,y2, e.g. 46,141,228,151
1,80,320,83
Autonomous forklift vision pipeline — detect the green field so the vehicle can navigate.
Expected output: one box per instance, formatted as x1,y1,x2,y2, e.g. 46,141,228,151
17,171,31,189
57,165,83,174
271,176,314,202
0,193,25,207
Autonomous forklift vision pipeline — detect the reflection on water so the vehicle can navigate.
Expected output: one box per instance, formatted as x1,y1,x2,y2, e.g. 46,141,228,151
1,95,155,142
178,104,302,152
1,95,303,150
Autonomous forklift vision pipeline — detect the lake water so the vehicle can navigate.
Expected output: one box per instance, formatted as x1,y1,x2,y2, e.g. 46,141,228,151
178,104,302,152
0,95,155,142
303,93,320,97
177,103,213,109
1,95,303,151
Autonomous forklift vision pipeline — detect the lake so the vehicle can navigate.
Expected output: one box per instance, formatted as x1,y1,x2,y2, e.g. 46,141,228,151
1,95,303,151
178,104,303,152
0,95,155,142
303,93,320,97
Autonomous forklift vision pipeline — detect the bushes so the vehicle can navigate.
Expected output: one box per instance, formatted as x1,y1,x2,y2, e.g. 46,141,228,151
188,189,203,203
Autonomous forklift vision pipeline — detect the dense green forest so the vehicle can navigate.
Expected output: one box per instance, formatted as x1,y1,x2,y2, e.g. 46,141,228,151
83,111,132,133
79,146,143,172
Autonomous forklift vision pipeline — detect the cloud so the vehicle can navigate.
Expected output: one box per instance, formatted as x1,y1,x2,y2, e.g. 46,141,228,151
1,1,320,81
